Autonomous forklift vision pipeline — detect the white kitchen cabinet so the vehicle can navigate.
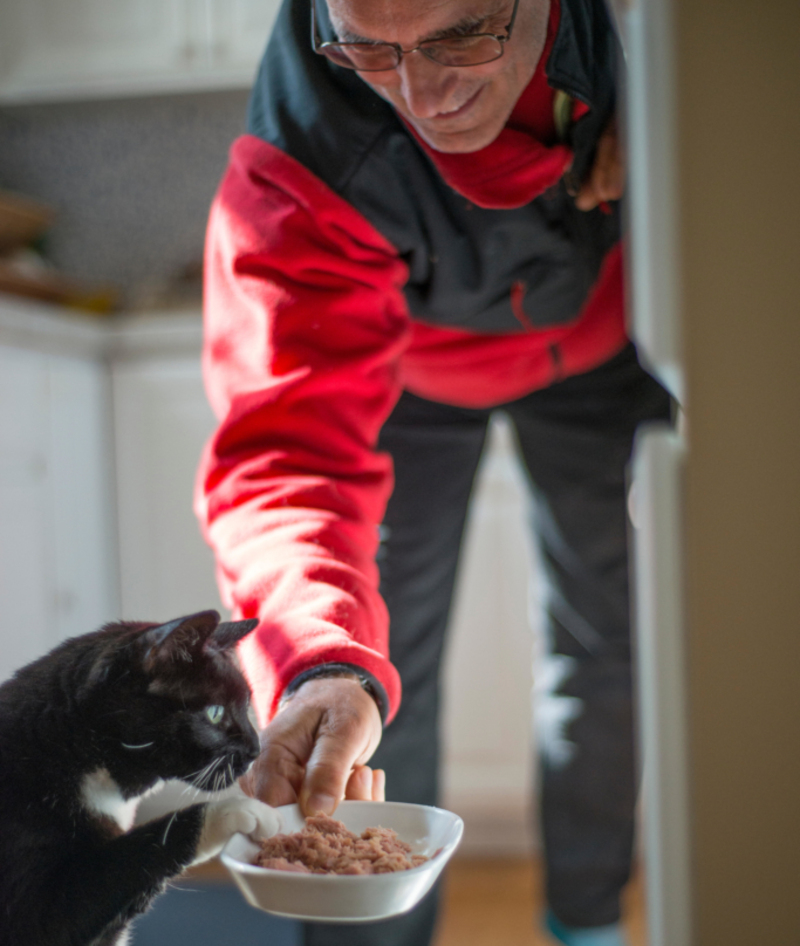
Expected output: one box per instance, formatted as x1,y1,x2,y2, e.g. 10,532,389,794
211,0,284,73
0,300,117,684
0,346,56,682
0,0,281,103
110,322,225,623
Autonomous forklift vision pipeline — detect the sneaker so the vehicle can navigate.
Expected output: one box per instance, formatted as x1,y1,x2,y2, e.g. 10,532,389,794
545,909,628,946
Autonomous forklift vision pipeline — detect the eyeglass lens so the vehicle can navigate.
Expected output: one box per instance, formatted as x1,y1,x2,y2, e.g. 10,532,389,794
321,33,505,71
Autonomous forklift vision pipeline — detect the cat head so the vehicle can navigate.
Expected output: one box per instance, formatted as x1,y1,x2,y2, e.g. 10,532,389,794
80,610,261,795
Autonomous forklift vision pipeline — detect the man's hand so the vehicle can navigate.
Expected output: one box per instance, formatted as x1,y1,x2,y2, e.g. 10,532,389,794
575,116,625,212
239,676,385,817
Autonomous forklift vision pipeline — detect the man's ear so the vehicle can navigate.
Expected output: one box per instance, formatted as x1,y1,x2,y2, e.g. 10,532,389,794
141,610,221,666
204,618,259,655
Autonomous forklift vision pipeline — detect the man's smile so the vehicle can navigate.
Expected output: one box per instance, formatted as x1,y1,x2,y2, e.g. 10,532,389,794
430,86,484,121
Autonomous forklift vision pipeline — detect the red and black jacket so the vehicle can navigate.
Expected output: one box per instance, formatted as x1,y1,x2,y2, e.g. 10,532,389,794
197,0,627,726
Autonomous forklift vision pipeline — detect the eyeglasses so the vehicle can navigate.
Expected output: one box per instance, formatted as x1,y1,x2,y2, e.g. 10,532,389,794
311,0,520,72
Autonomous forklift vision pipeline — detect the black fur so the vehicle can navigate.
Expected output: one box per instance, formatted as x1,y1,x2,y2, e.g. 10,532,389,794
0,610,260,946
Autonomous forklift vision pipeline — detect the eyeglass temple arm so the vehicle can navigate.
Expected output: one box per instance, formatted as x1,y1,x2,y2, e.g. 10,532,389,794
504,0,520,39
311,0,319,49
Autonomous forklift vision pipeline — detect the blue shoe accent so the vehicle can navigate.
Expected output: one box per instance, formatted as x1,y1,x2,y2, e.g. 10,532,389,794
545,909,628,946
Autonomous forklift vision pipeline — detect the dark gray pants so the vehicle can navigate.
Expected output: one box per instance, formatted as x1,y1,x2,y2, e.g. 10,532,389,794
303,344,673,945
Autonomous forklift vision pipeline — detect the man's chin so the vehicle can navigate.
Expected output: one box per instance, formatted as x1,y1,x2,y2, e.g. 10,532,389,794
409,120,502,154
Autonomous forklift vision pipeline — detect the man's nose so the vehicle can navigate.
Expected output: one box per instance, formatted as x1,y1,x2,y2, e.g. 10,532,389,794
396,51,459,119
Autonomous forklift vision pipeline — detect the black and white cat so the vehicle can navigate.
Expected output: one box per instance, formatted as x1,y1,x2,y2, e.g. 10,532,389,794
0,609,281,946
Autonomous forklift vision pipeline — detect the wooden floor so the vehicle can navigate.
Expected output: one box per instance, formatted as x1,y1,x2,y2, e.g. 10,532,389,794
435,858,647,946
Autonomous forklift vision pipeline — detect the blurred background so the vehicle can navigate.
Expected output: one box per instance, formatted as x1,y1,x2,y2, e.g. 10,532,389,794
1,0,798,944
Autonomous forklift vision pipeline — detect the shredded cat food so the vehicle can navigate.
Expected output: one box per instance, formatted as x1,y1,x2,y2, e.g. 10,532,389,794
254,814,430,875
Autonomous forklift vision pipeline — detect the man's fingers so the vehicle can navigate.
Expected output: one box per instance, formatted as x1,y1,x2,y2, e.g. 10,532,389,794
301,752,347,816
344,764,385,802
575,180,600,211
605,144,625,198
239,703,317,806
596,133,624,201
296,679,383,816
344,764,371,801
372,768,386,801
575,118,625,211
299,726,373,814
240,742,305,808
239,767,257,798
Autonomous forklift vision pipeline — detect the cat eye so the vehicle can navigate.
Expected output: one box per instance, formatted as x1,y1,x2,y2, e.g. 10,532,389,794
205,705,225,725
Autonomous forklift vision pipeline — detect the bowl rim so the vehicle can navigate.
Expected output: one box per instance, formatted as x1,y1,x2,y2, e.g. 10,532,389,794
220,799,464,880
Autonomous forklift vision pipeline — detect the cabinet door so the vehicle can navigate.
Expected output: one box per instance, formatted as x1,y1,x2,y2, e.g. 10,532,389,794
1,0,188,100
0,0,281,101
112,356,224,622
0,347,53,681
46,355,118,641
210,0,282,72
0,346,116,683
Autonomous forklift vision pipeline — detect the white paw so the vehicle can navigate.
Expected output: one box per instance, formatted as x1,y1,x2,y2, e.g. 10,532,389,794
194,796,282,864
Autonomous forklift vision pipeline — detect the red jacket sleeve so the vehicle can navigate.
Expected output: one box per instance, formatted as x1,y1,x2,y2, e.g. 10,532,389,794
195,135,411,726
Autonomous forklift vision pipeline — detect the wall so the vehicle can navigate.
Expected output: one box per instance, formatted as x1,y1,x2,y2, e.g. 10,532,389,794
0,90,248,307
676,0,800,940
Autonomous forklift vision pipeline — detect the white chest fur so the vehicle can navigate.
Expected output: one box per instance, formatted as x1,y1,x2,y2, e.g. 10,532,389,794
80,768,162,832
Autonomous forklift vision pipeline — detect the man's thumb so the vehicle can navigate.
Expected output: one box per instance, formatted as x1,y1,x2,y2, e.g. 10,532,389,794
298,738,355,817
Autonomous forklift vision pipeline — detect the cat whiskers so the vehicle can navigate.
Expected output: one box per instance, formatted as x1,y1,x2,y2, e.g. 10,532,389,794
211,760,234,794
179,762,209,782
190,756,226,791
215,757,239,793
161,757,232,844
162,809,181,846
177,758,220,789
161,766,217,846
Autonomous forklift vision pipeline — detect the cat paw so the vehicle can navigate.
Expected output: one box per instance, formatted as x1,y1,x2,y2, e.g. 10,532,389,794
194,796,282,864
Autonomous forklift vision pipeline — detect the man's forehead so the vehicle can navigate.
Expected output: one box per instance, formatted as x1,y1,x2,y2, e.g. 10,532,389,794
326,0,509,43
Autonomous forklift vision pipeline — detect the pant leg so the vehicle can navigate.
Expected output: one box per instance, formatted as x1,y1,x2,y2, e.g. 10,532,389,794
505,344,674,929
303,390,490,946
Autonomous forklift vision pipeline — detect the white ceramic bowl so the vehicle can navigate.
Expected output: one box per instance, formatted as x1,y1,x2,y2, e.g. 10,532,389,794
220,800,463,923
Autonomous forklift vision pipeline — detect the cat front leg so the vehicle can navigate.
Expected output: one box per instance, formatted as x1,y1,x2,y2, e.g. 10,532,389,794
193,794,282,864
33,806,206,946
33,799,279,945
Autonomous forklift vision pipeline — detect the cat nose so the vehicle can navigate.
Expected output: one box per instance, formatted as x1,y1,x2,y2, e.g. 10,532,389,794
232,742,259,773
245,742,259,762
245,729,260,759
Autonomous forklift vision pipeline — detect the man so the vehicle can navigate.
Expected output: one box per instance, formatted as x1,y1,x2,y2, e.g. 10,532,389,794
196,0,673,943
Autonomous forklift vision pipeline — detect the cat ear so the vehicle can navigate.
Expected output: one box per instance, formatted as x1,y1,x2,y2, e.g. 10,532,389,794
204,618,258,655
142,610,221,664
78,651,115,701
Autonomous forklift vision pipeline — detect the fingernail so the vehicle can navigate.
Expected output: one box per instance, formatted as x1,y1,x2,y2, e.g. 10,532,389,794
306,793,336,815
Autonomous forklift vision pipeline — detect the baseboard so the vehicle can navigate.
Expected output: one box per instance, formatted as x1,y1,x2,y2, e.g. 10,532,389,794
446,801,538,858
